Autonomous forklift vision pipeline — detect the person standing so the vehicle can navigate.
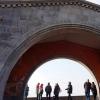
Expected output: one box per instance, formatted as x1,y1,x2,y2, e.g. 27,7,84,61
65,82,73,100
54,83,61,100
36,83,40,100
91,82,97,100
24,84,29,100
84,79,91,100
40,84,44,100
45,83,52,100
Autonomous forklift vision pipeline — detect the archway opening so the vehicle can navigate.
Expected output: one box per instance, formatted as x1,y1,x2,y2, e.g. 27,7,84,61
26,58,97,99
4,39,100,100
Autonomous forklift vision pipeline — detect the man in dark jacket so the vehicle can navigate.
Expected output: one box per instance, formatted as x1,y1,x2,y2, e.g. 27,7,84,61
84,79,91,100
65,82,73,100
45,83,52,100
91,82,97,100
25,85,29,100
54,83,61,100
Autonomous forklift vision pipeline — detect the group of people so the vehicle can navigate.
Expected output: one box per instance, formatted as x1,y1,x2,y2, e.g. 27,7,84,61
24,79,97,100
36,82,72,100
36,80,97,100
84,79,97,100
45,82,61,100
36,83,44,100
36,82,53,100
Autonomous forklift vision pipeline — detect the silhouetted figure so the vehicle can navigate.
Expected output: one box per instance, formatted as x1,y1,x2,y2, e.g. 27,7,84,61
45,83,52,100
25,85,29,100
54,83,61,100
84,79,91,100
40,84,44,100
36,83,40,100
65,82,73,100
91,82,97,100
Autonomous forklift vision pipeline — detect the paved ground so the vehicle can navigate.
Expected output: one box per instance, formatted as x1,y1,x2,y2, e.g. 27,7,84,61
27,96,93,100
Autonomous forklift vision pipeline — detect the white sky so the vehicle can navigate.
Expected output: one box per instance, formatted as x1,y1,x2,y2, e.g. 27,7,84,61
28,58,95,97
86,0,100,4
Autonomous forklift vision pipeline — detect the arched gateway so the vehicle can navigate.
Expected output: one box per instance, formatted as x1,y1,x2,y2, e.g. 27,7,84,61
0,0,100,100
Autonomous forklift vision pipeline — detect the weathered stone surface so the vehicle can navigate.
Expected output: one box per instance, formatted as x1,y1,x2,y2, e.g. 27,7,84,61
0,1,100,73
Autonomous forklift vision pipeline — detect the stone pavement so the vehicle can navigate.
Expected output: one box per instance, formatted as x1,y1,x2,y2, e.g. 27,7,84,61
27,96,93,100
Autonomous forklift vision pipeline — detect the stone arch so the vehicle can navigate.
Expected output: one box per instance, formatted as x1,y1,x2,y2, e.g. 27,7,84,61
2,24,100,100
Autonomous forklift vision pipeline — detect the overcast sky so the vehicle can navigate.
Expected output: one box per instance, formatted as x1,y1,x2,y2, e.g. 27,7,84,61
86,0,100,4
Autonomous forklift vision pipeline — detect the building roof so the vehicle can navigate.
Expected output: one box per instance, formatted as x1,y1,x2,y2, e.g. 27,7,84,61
0,0,99,9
